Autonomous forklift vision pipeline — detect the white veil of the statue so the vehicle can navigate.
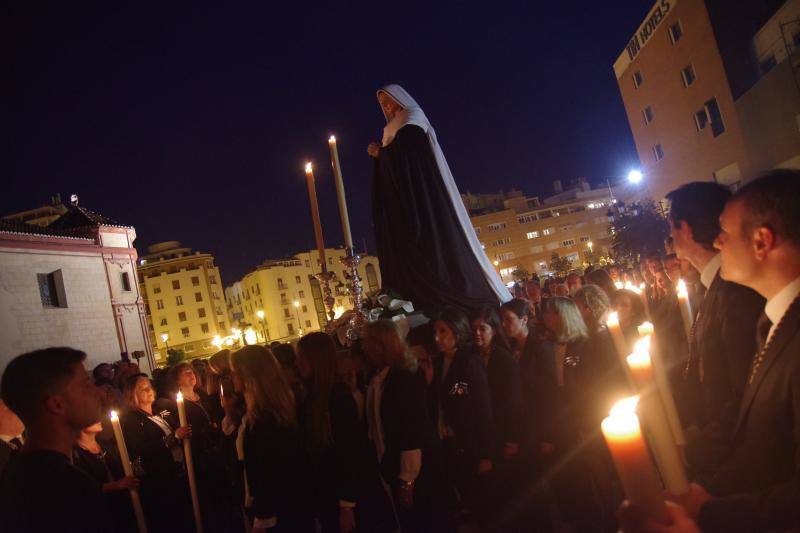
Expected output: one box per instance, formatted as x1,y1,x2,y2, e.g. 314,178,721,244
377,84,511,304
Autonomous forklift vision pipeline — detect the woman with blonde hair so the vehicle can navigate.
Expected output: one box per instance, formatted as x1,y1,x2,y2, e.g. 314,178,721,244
361,320,448,531
230,345,311,532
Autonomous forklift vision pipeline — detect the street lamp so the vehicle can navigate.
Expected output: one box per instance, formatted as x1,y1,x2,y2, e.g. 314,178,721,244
627,169,643,184
160,333,169,351
211,335,222,349
255,310,268,343
293,300,302,337
493,260,499,267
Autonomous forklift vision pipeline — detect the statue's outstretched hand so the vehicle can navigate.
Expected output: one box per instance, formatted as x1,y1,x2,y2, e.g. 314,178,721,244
367,142,380,158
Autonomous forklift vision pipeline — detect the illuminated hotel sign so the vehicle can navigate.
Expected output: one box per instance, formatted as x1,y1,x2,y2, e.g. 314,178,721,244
613,0,677,79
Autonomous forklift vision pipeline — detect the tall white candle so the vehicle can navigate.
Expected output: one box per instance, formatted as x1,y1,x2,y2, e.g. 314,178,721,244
638,323,685,446
606,311,634,387
328,136,354,251
626,337,690,495
676,279,694,339
176,392,204,533
110,411,148,533
304,162,328,273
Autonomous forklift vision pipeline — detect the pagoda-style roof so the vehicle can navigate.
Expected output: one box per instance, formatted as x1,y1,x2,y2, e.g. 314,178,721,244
0,218,93,240
48,205,125,231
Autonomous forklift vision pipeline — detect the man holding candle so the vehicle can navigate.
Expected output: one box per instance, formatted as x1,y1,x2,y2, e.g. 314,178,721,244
665,182,764,478
0,347,113,532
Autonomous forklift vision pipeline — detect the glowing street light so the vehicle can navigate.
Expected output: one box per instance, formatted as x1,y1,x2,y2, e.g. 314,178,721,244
293,300,300,308
255,310,268,343
587,241,594,250
493,260,499,266
627,169,643,184
211,335,222,348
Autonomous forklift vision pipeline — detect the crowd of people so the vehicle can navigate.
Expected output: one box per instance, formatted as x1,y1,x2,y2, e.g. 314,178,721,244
0,170,799,532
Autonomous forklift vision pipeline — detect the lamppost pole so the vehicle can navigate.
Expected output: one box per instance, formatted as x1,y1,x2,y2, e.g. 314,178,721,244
256,310,268,344
293,300,302,337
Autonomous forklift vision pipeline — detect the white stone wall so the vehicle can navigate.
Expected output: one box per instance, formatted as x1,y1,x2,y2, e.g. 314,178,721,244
0,247,122,371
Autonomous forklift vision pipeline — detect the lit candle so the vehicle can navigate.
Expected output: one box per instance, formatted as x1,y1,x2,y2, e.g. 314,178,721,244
601,397,669,524
676,279,694,339
626,338,689,495
639,282,651,320
110,411,148,532
304,162,328,273
328,136,354,251
176,392,204,533
637,323,685,446
606,312,632,384
614,281,624,290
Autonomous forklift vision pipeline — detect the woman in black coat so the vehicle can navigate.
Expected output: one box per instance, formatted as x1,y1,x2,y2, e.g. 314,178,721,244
120,374,193,533
362,319,449,532
230,345,312,533
431,307,494,519
296,332,388,533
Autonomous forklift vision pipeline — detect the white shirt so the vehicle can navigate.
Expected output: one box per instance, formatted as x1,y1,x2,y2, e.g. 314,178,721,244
700,254,722,289
765,276,800,343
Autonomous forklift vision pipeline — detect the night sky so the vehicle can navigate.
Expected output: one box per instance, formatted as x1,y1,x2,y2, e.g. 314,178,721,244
6,2,651,283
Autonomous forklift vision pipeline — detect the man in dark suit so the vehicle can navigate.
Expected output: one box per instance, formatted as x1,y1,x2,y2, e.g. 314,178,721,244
633,171,800,533
666,182,764,477
0,347,111,533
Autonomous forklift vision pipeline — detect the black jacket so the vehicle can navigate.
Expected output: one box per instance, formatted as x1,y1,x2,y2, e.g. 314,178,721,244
243,415,311,529
683,273,764,475
484,343,525,449
698,296,800,532
431,347,494,459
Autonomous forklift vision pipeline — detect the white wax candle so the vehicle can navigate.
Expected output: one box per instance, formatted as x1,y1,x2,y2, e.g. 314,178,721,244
676,279,694,339
110,411,148,533
328,136,354,251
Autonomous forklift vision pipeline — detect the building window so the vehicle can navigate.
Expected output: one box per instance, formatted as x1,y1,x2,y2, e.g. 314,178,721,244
176,295,184,306
172,280,181,290
562,239,576,247
120,272,132,292
499,267,517,277
295,275,302,284
198,308,206,318
497,252,514,261
287,323,295,335
160,318,167,326
201,323,210,333
653,143,665,161
195,292,203,302
153,285,161,294
184,343,195,353
209,275,217,284
633,70,643,88
305,320,312,328
642,106,654,125
302,305,308,313
179,312,187,322
191,276,199,286
518,214,538,224
579,235,591,242
156,299,164,310
284,308,291,318
219,322,225,330
542,227,555,236
328,257,333,265
681,64,696,87
298,290,305,298
491,237,511,246
37,271,67,308
487,222,507,231
668,20,683,44
304,260,310,267
704,98,725,137
181,327,190,338
256,284,261,295
526,231,540,239
559,224,573,232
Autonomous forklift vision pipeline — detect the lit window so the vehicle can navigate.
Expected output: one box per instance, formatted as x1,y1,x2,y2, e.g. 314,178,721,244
653,144,665,161
643,106,654,125
633,70,643,88
526,231,540,239
668,21,683,44
681,65,696,87
542,227,555,236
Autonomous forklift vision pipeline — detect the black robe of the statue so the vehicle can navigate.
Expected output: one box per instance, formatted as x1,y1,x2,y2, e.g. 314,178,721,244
372,124,500,312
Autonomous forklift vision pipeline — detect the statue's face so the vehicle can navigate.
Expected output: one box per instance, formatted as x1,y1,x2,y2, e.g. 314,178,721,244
378,92,402,121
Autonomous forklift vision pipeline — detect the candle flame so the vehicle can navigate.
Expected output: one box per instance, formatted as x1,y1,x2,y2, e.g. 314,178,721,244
109,410,119,421
610,395,640,417
626,336,652,369
305,162,313,174
614,281,624,290
606,310,620,327
676,279,689,298
637,321,655,337
639,282,646,291
328,135,336,143
176,391,183,402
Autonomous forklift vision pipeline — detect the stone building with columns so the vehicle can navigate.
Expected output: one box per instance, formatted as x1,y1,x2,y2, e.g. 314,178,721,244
0,200,153,372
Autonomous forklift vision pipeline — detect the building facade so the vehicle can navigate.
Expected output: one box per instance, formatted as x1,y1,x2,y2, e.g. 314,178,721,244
226,248,381,342
466,179,618,281
614,0,800,200
137,241,230,364
0,202,153,372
